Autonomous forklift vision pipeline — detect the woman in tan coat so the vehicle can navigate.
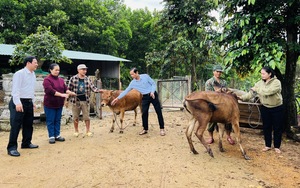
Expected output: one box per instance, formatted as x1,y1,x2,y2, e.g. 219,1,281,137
241,66,284,154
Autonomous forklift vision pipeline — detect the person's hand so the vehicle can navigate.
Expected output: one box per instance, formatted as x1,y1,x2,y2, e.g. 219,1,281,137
97,89,104,93
15,104,23,112
111,98,118,106
61,93,69,98
69,92,76,96
250,87,256,92
150,92,155,99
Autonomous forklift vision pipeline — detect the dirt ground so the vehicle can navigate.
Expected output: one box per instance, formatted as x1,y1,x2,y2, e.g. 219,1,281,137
0,107,299,188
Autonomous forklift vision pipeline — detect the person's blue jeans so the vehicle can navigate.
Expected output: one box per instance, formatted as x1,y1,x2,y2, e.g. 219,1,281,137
44,106,63,138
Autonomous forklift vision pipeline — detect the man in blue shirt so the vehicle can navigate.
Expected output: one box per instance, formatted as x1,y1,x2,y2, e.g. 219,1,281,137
111,68,165,136
7,56,39,157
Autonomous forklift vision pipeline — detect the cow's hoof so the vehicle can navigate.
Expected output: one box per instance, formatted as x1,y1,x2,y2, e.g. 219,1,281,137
109,130,114,133
133,124,136,126
208,149,214,158
191,149,199,154
244,155,251,160
219,147,225,152
119,130,124,134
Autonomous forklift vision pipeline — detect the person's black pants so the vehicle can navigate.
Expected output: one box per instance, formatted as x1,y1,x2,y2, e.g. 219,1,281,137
260,105,284,148
7,98,34,151
141,91,164,130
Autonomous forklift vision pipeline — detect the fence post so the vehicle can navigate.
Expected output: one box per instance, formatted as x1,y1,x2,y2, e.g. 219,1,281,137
95,69,102,119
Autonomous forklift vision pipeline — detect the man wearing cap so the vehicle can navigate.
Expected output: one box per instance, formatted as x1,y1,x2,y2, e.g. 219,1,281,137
67,64,102,137
204,65,235,145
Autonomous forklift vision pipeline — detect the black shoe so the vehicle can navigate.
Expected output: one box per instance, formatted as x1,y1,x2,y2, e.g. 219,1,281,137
21,144,39,149
55,136,65,142
8,150,20,157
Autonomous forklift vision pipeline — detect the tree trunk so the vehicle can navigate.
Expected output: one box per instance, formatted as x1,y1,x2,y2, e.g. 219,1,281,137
282,2,299,134
191,56,197,91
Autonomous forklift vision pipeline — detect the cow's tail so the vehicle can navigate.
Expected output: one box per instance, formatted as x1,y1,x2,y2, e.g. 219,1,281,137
183,100,192,114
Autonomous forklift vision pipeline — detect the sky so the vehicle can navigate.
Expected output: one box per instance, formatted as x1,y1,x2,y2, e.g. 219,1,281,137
124,1,220,20
123,0,164,11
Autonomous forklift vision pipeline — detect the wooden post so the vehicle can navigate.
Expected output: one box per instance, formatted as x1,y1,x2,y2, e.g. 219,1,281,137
95,69,102,119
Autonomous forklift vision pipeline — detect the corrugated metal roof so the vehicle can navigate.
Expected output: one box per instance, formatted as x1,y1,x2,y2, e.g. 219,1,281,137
0,44,130,62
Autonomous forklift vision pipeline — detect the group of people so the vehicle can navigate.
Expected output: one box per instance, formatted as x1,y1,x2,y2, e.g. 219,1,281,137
7,56,165,157
6,56,284,157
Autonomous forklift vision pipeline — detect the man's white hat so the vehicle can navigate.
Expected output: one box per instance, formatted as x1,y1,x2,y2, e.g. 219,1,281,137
77,64,88,69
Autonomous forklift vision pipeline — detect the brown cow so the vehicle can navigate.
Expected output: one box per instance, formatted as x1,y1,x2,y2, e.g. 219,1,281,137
101,89,142,133
183,91,250,160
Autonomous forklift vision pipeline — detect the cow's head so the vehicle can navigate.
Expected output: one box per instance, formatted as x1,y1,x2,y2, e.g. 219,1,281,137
100,90,114,107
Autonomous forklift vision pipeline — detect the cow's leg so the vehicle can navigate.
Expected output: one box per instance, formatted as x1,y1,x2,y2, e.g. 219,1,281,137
231,121,250,160
194,120,214,158
217,123,225,152
185,118,198,154
119,111,125,133
133,108,137,126
110,113,117,132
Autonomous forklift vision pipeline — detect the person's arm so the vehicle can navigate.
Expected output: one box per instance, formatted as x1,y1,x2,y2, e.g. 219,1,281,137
11,72,22,106
11,71,24,112
87,77,99,92
255,79,281,96
67,76,74,91
145,74,156,93
111,83,133,105
43,78,70,98
205,79,213,91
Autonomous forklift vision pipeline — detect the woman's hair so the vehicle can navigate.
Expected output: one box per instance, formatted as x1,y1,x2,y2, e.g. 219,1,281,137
262,66,275,78
23,56,37,67
130,67,138,73
48,63,59,73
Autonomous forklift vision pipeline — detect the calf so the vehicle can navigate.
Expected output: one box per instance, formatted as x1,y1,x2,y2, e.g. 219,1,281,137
101,89,142,133
183,91,250,160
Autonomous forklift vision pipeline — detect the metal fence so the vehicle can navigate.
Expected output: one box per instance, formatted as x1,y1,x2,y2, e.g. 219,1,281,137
157,77,191,109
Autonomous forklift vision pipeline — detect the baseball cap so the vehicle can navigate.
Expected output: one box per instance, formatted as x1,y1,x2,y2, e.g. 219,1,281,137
213,65,223,72
77,64,88,69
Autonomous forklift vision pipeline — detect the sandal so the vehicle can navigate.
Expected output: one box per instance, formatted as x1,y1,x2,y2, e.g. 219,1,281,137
274,148,281,154
139,130,148,135
206,138,214,144
85,132,93,137
227,137,235,145
262,147,271,152
160,129,166,136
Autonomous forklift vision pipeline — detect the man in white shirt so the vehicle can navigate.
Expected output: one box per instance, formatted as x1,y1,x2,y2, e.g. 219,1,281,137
7,56,39,157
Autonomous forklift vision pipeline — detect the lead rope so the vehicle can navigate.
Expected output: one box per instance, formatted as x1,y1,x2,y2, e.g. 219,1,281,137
247,98,261,128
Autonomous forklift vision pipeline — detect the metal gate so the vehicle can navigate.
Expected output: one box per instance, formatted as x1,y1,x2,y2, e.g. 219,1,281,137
157,77,191,109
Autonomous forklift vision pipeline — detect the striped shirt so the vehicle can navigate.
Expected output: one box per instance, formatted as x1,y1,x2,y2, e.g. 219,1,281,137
67,74,98,104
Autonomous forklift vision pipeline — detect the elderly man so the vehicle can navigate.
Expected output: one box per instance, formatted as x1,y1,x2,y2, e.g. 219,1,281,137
205,65,235,145
68,64,102,137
